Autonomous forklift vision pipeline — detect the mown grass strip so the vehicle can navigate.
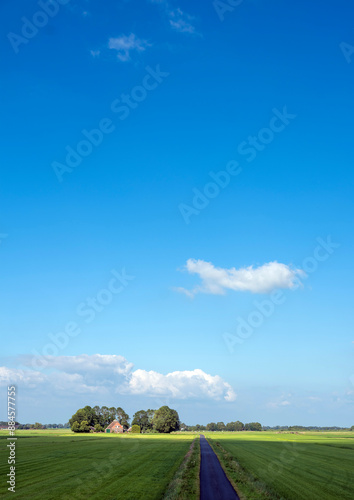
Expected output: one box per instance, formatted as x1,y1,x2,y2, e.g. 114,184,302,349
206,438,282,500
162,437,200,500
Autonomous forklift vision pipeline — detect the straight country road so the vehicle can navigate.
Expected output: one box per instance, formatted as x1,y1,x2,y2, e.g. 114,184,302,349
200,435,240,500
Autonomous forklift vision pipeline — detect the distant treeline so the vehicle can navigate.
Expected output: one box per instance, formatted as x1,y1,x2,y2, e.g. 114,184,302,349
181,422,354,432
181,421,262,431
263,425,354,431
0,422,70,429
1,420,352,432
17,423,70,429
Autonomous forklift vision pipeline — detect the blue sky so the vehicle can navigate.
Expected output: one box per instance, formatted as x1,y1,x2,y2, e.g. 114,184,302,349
0,0,353,426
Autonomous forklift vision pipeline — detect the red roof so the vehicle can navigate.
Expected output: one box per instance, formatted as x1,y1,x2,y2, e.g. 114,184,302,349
106,420,123,430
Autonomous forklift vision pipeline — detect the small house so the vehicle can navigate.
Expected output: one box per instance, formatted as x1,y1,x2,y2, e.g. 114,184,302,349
105,420,124,433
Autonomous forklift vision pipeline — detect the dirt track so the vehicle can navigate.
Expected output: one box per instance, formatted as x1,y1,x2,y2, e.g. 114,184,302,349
200,435,240,500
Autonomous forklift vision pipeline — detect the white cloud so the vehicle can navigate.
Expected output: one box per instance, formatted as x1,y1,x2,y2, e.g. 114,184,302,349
176,259,305,297
307,396,321,401
36,353,133,377
0,366,45,388
150,1,197,35
267,399,291,409
2,355,236,403
123,368,236,401
168,8,196,34
108,34,150,62
90,50,100,57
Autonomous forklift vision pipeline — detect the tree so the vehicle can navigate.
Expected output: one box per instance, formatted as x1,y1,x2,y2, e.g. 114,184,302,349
100,406,111,426
79,420,90,433
69,405,130,431
71,421,80,433
116,407,130,428
216,422,226,431
245,422,262,431
226,421,244,431
194,424,206,431
94,424,104,433
93,406,102,424
82,406,96,427
132,409,155,432
108,407,117,422
206,422,217,431
131,425,141,433
69,408,90,428
235,421,244,431
153,406,180,433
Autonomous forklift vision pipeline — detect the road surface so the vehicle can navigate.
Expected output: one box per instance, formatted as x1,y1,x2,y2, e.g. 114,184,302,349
199,435,239,500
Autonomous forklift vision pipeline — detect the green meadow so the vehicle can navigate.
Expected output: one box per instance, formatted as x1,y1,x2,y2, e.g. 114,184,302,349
1,430,353,499
0,430,196,500
206,431,354,499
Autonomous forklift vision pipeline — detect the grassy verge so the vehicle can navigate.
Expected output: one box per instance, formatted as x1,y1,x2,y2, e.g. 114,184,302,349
206,438,282,500
162,436,200,500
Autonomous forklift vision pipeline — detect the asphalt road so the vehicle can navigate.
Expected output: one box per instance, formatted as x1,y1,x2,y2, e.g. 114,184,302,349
200,435,240,500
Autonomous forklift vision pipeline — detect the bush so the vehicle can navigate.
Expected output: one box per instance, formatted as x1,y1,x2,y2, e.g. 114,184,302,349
94,424,104,433
79,420,90,433
71,421,80,433
131,425,141,433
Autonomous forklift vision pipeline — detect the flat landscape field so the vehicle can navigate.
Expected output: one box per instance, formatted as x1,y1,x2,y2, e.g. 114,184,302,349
0,430,196,500
1,430,353,499
206,431,354,500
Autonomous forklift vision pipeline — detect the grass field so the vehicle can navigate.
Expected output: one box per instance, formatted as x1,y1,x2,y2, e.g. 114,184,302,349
0,430,196,500
1,430,353,499
206,431,354,500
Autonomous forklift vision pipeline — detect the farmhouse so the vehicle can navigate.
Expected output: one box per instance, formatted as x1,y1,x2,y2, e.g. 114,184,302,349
105,420,124,433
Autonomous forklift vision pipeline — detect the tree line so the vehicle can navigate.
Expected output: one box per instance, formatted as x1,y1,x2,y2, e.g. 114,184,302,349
263,425,354,432
181,421,262,432
69,405,180,434
69,407,263,434
16,422,70,430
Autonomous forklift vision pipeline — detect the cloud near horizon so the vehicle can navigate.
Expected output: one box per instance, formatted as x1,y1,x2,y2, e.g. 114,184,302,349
0,354,236,402
124,368,236,401
175,259,305,297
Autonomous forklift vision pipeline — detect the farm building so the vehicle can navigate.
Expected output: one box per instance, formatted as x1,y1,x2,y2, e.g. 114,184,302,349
105,420,124,433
